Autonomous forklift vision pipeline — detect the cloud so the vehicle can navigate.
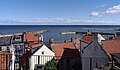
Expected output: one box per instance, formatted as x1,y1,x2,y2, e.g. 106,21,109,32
91,4,120,17
96,4,107,8
90,12,102,17
105,4,120,14
0,18,115,25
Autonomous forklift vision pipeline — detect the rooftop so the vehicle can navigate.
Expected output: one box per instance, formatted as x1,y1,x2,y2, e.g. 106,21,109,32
52,42,80,59
23,32,40,42
81,35,93,44
101,40,120,56
31,43,42,48
0,36,11,46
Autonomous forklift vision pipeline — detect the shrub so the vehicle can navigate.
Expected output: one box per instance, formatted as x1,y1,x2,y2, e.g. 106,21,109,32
44,58,57,70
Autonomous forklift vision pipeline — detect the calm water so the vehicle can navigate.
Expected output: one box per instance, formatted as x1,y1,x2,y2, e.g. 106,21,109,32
0,25,120,44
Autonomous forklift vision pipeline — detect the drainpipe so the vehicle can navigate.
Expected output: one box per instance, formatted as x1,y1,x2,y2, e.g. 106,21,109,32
111,55,114,69
80,40,82,70
10,35,15,70
11,51,15,70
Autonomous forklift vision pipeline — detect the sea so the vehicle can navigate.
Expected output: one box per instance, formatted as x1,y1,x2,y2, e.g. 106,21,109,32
0,25,120,45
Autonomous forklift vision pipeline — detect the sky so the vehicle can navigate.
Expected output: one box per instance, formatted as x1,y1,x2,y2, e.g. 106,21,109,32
0,0,120,25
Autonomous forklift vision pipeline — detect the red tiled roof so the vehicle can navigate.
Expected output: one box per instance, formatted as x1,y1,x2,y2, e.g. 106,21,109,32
23,32,39,42
81,35,93,43
79,35,120,58
101,40,120,56
52,42,80,60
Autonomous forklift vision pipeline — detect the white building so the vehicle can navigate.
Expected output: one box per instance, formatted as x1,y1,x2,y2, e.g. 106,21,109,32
30,44,55,70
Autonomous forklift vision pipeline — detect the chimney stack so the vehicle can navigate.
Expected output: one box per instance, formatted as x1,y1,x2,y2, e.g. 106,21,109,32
49,37,54,50
86,30,91,35
73,38,79,49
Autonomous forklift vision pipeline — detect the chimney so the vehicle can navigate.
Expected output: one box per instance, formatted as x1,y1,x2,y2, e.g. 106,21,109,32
92,33,98,42
86,29,91,35
49,37,54,50
71,37,75,42
73,38,79,49
49,37,54,44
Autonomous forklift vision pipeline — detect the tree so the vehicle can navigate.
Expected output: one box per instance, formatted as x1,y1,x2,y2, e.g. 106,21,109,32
44,58,58,70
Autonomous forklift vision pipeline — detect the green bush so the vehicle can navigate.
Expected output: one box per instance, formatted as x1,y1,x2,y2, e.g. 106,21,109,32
44,58,58,70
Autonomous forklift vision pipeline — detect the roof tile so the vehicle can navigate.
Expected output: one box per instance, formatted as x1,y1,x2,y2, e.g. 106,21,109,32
23,32,39,42
52,42,80,59
81,35,93,43
102,40,120,56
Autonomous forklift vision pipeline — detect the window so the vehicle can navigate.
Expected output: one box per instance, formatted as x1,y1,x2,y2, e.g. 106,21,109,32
34,34,40,37
7,46,10,51
0,47,1,51
41,51,44,55
66,59,70,67
34,41,39,44
15,36,21,41
60,60,64,67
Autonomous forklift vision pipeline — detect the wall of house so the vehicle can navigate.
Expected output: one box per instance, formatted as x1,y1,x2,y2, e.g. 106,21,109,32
0,52,10,70
81,40,109,70
58,57,80,70
0,46,10,51
80,42,89,52
30,45,55,70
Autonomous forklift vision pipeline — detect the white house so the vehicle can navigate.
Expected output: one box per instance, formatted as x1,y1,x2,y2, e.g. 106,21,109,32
30,44,55,70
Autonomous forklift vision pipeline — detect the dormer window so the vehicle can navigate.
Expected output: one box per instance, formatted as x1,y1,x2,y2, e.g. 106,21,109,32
34,34,40,37
34,41,39,44
15,36,21,41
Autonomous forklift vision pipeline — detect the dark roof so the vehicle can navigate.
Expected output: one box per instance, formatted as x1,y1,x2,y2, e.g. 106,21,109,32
31,44,43,56
61,48,80,59
0,36,11,46
111,53,120,59
111,53,120,64
113,36,120,40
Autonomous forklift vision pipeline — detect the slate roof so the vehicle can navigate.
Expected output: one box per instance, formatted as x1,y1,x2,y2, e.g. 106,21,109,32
31,44,43,56
113,35,120,40
0,36,11,46
111,53,120,64
111,53,120,59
